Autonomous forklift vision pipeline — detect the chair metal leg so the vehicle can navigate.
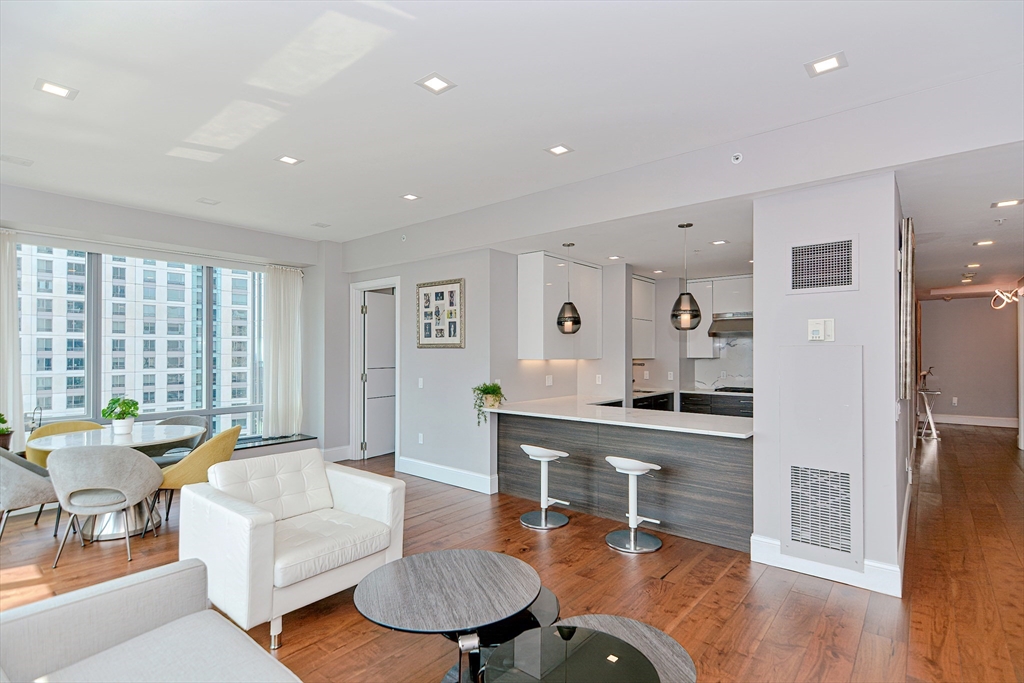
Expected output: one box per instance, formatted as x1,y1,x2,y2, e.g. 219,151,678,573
33,503,45,525
53,514,76,568
122,509,132,562
72,516,87,547
52,504,62,537
0,510,9,544
165,489,174,522
141,496,158,539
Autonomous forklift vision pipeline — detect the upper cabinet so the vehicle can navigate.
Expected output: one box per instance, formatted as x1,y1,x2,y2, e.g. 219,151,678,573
712,275,753,314
518,252,602,360
631,276,656,359
686,280,718,358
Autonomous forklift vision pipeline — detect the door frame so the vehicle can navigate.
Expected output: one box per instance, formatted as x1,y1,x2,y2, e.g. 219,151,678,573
349,276,401,462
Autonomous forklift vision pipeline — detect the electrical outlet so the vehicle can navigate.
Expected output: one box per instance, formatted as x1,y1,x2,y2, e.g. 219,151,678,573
720,371,727,378
596,374,602,385
667,371,674,381
952,397,958,407
417,433,423,444
545,375,553,386
418,378,423,388
644,371,649,380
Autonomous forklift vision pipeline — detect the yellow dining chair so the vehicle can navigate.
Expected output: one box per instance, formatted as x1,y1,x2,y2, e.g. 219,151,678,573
26,421,102,467
147,426,241,529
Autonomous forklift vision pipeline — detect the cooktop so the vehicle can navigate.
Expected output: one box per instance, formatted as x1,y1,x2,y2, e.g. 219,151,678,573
715,387,753,393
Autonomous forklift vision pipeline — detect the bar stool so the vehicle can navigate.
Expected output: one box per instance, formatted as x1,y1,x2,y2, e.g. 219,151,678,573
605,456,662,553
520,445,571,530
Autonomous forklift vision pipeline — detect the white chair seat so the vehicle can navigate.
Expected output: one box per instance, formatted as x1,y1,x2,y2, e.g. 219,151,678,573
605,456,661,476
521,445,569,462
273,508,391,588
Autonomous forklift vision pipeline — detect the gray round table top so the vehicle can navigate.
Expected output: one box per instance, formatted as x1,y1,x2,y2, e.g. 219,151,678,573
354,549,541,634
556,614,697,683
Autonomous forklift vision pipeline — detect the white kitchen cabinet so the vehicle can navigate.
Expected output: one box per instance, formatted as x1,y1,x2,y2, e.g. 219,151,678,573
632,319,655,359
518,252,602,360
631,278,655,320
712,275,753,314
686,280,718,359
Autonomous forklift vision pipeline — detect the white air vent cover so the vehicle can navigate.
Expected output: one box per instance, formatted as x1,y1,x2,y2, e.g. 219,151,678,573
788,236,858,294
789,466,851,553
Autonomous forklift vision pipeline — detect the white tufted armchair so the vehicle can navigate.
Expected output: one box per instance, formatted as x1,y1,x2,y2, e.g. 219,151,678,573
179,449,405,649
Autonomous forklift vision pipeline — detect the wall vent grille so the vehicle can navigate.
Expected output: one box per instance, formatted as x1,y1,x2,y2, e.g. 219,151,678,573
789,465,852,553
791,239,853,290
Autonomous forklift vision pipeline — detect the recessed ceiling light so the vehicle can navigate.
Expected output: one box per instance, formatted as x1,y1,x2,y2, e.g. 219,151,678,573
312,222,330,228
415,72,456,95
962,272,977,278
195,197,221,205
547,145,574,156
276,155,303,165
710,240,729,246
991,199,1022,208
965,264,981,268
961,278,973,283
653,270,663,274
974,240,994,246
402,194,420,201
804,51,848,78
606,655,619,663
557,262,566,267
0,154,34,167
608,255,621,260
749,260,754,264
33,78,79,100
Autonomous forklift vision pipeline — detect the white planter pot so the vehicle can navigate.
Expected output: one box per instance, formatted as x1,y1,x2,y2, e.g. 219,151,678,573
112,417,135,435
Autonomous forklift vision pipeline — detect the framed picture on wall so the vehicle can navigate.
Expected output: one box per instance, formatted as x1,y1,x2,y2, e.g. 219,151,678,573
416,278,465,348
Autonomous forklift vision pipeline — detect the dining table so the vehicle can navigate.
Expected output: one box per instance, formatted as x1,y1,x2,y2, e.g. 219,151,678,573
28,423,206,540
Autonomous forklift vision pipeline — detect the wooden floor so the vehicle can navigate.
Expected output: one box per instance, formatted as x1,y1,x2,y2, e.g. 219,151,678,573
1,425,1021,682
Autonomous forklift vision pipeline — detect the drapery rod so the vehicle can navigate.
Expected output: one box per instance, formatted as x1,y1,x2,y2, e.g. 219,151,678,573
6,228,305,271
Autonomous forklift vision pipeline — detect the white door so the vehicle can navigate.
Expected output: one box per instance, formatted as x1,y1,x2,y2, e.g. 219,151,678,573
362,290,395,458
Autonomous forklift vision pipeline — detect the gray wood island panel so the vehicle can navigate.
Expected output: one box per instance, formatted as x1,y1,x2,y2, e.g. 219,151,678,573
497,414,753,552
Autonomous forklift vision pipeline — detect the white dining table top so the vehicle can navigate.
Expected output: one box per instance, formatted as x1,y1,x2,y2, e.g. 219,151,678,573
27,424,205,452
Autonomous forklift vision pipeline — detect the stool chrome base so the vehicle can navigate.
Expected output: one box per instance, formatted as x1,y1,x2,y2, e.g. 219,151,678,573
606,528,661,554
521,509,569,530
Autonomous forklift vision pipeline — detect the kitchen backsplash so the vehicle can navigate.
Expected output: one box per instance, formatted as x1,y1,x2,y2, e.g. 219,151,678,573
694,337,753,389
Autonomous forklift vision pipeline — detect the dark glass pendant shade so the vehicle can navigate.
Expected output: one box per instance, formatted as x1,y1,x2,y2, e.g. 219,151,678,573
671,292,701,331
557,301,582,334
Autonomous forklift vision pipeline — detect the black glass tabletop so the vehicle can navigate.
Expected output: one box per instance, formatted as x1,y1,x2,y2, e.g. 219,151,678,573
483,625,660,683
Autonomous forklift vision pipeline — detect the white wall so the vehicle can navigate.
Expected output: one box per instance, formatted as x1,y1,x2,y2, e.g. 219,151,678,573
752,173,908,595
921,297,1020,424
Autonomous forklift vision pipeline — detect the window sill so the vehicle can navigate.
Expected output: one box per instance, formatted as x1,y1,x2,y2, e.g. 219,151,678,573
234,434,316,451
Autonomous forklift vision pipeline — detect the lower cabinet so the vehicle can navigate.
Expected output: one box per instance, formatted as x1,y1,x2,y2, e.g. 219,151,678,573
679,392,753,417
632,393,673,411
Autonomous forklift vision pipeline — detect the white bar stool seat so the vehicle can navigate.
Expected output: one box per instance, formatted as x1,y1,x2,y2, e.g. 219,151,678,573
520,445,571,530
605,456,662,553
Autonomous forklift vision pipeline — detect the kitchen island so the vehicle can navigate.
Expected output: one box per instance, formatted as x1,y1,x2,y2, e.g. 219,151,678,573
489,396,753,552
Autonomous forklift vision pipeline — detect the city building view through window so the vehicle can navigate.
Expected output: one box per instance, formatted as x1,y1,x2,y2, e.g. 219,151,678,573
16,242,264,439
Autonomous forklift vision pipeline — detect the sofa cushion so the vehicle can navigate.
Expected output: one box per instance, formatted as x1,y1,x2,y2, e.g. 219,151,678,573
207,448,332,521
274,508,391,588
38,609,299,682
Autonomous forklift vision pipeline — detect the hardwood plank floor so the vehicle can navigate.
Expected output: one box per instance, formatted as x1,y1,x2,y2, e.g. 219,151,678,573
1,425,1021,682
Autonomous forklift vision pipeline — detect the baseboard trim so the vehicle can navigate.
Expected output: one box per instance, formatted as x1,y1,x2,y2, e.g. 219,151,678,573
930,414,1018,428
750,534,902,597
9,502,59,518
396,456,497,494
323,445,354,462
898,479,912,570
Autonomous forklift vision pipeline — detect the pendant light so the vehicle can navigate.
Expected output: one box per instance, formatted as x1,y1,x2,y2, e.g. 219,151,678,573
556,242,581,334
671,223,702,331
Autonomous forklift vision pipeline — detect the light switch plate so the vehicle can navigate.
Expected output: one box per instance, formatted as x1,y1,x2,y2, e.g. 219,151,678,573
644,371,649,380
596,374,602,385
417,433,423,444
545,375,553,386
418,378,423,388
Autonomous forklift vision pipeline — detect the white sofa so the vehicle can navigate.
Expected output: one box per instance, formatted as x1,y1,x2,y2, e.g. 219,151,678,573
179,448,406,648
0,559,299,683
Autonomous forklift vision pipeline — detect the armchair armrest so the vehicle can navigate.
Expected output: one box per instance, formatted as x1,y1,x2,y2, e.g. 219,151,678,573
0,559,208,683
325,464,406,562
179,483,276,630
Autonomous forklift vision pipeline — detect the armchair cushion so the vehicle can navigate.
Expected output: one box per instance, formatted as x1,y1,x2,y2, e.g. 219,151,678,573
274,509,391,588
207,448,332,521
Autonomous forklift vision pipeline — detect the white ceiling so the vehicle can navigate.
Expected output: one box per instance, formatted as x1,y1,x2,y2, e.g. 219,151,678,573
2,0,1022,251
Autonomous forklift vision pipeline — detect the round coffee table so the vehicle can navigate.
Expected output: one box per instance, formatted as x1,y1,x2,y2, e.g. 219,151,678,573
355,549,541,682
483,625,660,682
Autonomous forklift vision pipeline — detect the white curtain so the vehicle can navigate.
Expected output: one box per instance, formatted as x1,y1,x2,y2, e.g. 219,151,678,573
0,230,26,451
264,265,303,437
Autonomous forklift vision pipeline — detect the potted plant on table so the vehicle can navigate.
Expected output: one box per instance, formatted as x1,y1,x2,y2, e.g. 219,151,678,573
0,412,11,450
472,382,507,426
102,397,140,435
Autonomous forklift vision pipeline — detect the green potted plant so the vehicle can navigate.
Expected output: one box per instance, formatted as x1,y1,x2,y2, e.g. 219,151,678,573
472,382,506,426
102,397,140,435
0,412,11,450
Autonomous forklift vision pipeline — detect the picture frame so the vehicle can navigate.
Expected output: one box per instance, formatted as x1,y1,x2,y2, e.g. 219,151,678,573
416,278,465,348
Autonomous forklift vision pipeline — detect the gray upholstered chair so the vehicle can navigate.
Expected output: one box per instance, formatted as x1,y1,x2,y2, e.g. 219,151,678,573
135,415,209,466
0,448,61,543
47,446,163,568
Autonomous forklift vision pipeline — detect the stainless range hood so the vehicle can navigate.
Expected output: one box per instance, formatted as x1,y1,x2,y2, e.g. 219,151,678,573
708,311,753,337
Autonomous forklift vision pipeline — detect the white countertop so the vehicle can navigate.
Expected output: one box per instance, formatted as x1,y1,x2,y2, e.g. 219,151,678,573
488,396,753,439
680,387,754,397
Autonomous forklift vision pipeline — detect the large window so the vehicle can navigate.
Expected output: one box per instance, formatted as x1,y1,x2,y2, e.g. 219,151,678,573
17,242,265,438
